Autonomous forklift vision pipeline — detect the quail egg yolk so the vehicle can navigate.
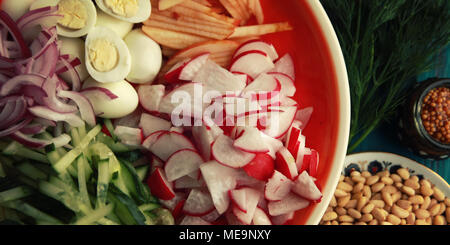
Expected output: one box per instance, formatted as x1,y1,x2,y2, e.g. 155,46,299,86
88,39,118,72
104,0,138,18
57,0,88,30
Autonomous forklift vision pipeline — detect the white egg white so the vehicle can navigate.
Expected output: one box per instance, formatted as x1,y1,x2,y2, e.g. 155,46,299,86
95,0,151,23
95,8,133,38
124,29,162,84
30,0,97,38
82,77,139,118
59,37,89,82
1,0,35,21
85,26,131,83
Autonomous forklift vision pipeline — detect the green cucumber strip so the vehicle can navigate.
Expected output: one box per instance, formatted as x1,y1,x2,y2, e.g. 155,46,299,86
138,203,160,212
2,142,48,163
153,208,175,225
53,125,101,173
1,200,62,224
38,180,80,213
136,165,149,182
15,162,47,181
96,133,132,153
0,186,32,203
76,156,91,210
70,127,81,146
96,159,110,208
73,203,114,225
107,185,146,225
103,119,117,141
96,217,119,225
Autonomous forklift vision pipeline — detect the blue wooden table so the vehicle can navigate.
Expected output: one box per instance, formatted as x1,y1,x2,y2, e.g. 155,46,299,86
355,46,450,183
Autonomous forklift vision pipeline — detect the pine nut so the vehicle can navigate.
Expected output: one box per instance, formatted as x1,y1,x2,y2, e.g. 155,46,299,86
432,187,445,201
377,170,390,178
330,195,337,207
337,182,353,192
396,200,411,210
420,179,431,189
429,203,441,216
322,211,338,221
352,182,364,193
350,171,361,177
331,220,339,225
382,185,397,194
404,179,420,189
344,199,357,209
362,185,372,198
401,186,415,196
362,203,375,214
372,208,388,221
415,209,430,219
370,200,385,209
406,213,416,225
347,208,362,219
392,205,409,218
351,175,366,183
381,221,393,225
355,222,367,225
382,191,393,207
361,171,372,178
422,196,431,210
415,219,429,225
335,207,347,216
381,176,394,185
366,175,379,186
397,168,410,180
338,195,351,207
420,185,433,197
438,203,446,215
409,195,424,205
392,191,402,203
334,189,348,198
444,197,450,207
357,196,368,211
360,213,373,222
340,222,353,225
368,219,378,225
446,207,450,223
372,182,385,193
390,174,402,183
338,215,354,223
387,214,401,225
433,215,446,225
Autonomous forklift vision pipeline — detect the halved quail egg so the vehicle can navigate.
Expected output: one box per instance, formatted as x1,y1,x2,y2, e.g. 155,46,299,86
95,0,151,23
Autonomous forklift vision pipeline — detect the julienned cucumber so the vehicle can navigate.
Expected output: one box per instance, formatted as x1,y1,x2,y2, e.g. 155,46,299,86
0,124,170,225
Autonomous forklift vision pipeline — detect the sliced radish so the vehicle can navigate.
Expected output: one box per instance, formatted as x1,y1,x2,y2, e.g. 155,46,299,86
231,187,260,225
151,155,165,170
275,147,298,180
295,134,310,170
233,39,279,61
241,73,281,100
158,82,206,118
267,192,309,216
229,50,274,79
291,171,322,201
225,209,245,225
242,153,274,181
146,167,175,200
270,54,295,80
252,207,272,225
193,60,246,94
233,127,269,153
295,106,314,130
164,149,204,182
113,126,143,146
199,160,238,214
285,120,302,154
149,131,196,161
174,175,203,189
182,189,215,216
228,188,247,213
179,53,210,81
264,170,292,201
223,96,261,117
260,133,284,159
201,209,221,223
307,149,319,178
138,84,165,113
267,72,296,97
113,106,144,128
211,134,256,168
159,192,186,211
232,71,253,85
271,211,295,225
280,96,298,106
179,215,211,225
142,130,167,150
191,125,214,161
262,106,297,138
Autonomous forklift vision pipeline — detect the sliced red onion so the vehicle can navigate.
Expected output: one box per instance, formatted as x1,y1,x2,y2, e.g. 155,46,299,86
0,10,31,58
0,73,46,96
55,55,81,74
28,106,85,127
58,56,81,91
0,96,27,129
10,131,49,148
20,85,47,105
16,6,61,33
33,42,58,77
81,87,119,100
57,90,96,126
41,76,77,113
0,56,15,69
19,122,46,135
0,116,33,137
33,117,56,127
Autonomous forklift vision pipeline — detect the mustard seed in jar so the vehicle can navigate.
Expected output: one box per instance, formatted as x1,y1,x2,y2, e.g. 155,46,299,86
420,87,450,144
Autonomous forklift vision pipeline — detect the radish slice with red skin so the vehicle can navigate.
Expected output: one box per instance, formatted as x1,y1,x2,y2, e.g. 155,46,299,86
264,170,292,201
179,53,210,81
113,126,143,146
260,133,284,159
285,120,302,155
149,131,196,161
159,192,187,211
252,206,272,225
229,50,274,79
275,147,298,180
174,175,203,189
233,127,270,153
233,39,279,61
142,130,167,150
199,160,238,214
191,125,215,161
262,106,297,139
211,134,256,168
182,189,215,216
158,82,206,118
271,211,295,225
231,187,260,225
164,58,190,83
291,171,322,201
228,188,247,213
241,73,281,100
179,215,212,225
201,209,221,223
267,192,309,216
139,113,171,137
193,60,246,94
308,149,319,178
267,72,296,97
57,90,96,126
138,84,165,113
164,149,203,182
242,153,274,181
146,167,175,200
270,54,295,80
225,209,245,225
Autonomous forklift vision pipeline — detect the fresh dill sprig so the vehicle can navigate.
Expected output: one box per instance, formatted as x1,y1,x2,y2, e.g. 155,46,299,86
321,0,450,152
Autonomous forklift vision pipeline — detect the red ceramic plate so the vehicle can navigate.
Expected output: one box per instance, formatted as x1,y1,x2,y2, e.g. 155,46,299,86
257,0,350,224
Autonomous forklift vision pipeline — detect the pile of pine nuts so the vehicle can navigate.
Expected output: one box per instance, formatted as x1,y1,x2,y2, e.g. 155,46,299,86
320,167,450,225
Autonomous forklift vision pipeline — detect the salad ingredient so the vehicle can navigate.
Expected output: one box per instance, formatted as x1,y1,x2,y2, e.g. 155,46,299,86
95,0,152,23
85,26,131,83
82,78,138,118
30,0,97,38
141,26,210,50
233,39,278,61
124,29,162,84
146,131,196,161
182,188,215,216
211,134,255,168
58,37,89,82
138,85,165,113
321,0,450,152
158,0,186,11
229,50,274,79
147,167,176,200
164,149,203,182
95,7,133,38
0,0,35,21
139,113,171,137
242,153,274,181
320,168,449,225
420,87,450,144
165,53,210,83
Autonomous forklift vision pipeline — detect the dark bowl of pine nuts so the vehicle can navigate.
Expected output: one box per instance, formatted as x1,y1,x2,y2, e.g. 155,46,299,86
398,77,450,160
